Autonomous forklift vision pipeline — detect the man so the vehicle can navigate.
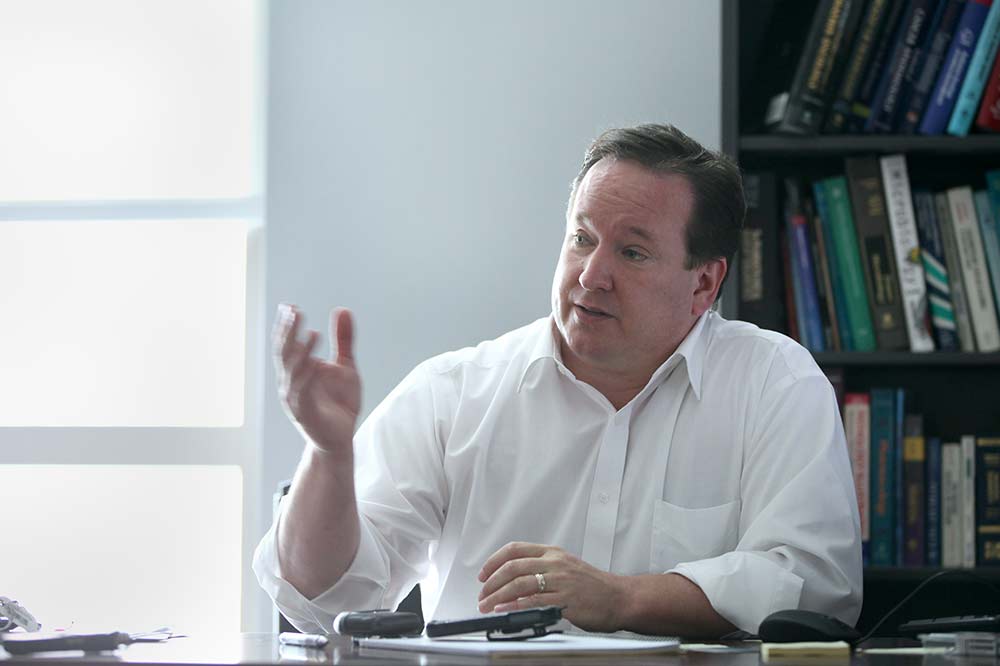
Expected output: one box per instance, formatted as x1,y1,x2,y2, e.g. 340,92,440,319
254,124,862,638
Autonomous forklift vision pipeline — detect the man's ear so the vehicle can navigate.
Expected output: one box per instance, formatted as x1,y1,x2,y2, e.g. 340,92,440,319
691,258,727,317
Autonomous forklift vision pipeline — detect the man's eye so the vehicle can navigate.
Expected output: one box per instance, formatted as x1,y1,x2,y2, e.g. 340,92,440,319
623,248,648,262
571,232,590,246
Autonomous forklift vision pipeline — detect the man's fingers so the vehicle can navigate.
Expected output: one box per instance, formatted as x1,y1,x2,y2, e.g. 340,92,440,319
331,308,355,367
287,330,321,397
478,557,543,601
478,574,557,613
478,542,547,582
274,304,304,368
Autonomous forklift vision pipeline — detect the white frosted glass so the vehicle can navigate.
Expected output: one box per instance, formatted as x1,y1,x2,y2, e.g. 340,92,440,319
0,0,257,201
0,220,247,426
1,465,242,634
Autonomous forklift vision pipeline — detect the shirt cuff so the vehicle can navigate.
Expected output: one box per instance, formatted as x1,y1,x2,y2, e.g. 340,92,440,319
669,551,803,633
252,503,391,634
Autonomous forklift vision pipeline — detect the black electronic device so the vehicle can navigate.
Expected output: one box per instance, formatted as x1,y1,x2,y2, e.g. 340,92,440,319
425,606,563,641
898,614,1000,635
758,609,863,644
332,610,423,638
0,632,132,655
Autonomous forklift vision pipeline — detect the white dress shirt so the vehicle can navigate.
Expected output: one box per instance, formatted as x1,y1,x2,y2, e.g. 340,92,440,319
253,311,863,634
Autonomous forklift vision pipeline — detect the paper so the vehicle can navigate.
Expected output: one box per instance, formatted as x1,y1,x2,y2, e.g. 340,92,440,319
359,633,681,657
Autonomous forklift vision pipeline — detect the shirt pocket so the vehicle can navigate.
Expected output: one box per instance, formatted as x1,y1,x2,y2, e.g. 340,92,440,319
650,498,741,572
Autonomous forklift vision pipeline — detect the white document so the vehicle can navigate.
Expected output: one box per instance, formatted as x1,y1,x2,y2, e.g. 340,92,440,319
359,633,681,658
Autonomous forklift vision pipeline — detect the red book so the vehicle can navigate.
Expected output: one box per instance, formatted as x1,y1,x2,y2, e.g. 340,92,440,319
976,42,1000,131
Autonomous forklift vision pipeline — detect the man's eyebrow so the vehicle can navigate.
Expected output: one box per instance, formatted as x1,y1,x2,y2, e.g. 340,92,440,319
625,225,657,242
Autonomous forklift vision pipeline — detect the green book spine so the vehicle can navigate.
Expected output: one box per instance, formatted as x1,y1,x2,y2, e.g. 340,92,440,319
822,177,878,350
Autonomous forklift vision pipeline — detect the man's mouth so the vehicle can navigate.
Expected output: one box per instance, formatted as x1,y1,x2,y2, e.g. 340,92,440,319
574,303,614,318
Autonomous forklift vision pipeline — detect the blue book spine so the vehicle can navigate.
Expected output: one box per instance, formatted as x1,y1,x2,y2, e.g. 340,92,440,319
914,190,961,350
926,436,943,567
900,0,969,132
870,388,897,566
813,182,854,350
791,214,826,351
920,0,993,134
894,388,906,567
786,221,811,349
868,0,943,132
948,0,1000,133
974,191,1000,312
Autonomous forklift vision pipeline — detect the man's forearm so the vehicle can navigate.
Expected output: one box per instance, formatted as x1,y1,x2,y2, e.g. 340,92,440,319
277,444,360,600
618,573,736,639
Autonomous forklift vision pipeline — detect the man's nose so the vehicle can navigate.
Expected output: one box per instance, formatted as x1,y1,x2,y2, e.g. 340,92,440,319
578,247,613,291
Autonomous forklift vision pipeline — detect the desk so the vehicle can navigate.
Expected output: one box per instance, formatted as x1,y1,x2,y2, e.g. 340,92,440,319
0,634,975,666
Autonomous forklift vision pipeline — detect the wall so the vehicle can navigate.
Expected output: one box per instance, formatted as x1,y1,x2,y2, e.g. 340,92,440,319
258,0,721,630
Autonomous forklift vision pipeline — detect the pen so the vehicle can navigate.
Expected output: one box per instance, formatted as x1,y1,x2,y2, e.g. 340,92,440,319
279,632,329,648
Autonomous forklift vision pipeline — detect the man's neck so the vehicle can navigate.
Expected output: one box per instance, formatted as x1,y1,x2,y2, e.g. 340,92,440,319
560,353,664,412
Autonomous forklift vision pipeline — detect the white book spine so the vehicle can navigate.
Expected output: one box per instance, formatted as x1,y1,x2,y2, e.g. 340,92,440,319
936,193,977,351
947,187,1000,352
880,155,935,352
844,395,870,543
941,442,963,568
961,435,977,568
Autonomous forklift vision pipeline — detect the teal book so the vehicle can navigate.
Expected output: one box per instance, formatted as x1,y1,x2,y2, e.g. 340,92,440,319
821,177,877,351
948,0,1000,134
974,191,1000,315
870,388,898,566
814,181,855,350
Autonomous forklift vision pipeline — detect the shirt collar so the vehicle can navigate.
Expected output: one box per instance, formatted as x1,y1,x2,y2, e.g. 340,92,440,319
516,310,713,400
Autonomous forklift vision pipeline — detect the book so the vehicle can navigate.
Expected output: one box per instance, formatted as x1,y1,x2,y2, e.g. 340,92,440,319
913,190,961,350
870,387,897,566
814,181,855,349
823,177,878,350
806,194,839,349
766,0,866,134
894,388,907,566
961,434,978,567
780,227,801,341
973,191,1000,317
902,414,926,566
826,0,899,132
936,191,978,350
976,436,1000,566
786,180,817,348
868,0,946,132
844,157,909,351
941,440,964,567
974,42,1000,128
926,436,943,566
741,172,785,333
948,186,1000,351
849,0,910,131
948,0,1000,134
901,0,970,131
880,155,936,352
844,392,872,562
920,0,994,134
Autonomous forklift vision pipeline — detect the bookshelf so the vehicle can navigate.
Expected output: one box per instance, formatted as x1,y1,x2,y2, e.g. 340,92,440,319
722,1,1000,635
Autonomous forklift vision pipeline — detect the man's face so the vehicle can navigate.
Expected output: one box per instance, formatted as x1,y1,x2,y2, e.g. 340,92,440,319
551,158,708,380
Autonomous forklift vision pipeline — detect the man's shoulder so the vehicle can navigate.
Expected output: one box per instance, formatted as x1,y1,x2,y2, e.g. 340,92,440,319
422,316,551,377
705,314,823,382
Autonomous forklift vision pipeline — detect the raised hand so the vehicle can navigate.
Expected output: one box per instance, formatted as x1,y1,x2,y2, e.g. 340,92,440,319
273,304,361,458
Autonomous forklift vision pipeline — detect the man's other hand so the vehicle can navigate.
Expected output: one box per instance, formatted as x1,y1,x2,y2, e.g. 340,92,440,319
273,304,361,458
477,542,627,632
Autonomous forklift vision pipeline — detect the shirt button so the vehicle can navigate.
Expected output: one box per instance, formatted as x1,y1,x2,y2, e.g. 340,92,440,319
598,492,610,504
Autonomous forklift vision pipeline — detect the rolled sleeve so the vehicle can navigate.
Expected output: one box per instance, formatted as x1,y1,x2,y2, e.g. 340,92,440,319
252,501,390,634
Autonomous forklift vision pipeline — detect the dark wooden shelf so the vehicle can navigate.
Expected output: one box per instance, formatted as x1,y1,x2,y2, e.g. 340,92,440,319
865,567,1000,582
813,352,1000,367
740,134,1000,155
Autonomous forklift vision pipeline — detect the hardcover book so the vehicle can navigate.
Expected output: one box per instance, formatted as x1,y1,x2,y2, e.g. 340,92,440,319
740,172,785,333
961,434,977,567
903,414,926,566
845,393,872,562
913,190,960,350
844,157,909,350
936,191,978,350
849,0,910,131
870,387,897,566
822,177,878,350
920,0,994,134
941,441,964,567
974,43,1000,128
814,181,855,349
826,0,897,132
880,155,936,351
976,437,1000,566
900,0,969,132
926,436,943,566
947,186,1000,352
806,195,839,349
973,191,1000,317
867,0,945,132
947,0,1000,134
